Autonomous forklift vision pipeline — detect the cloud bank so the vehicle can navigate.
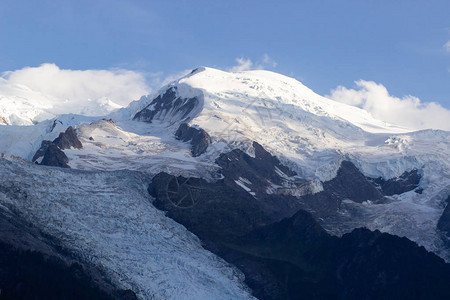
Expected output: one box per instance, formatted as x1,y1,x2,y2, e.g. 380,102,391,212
328,80,450,131
2,63,150,107
0,63,151,124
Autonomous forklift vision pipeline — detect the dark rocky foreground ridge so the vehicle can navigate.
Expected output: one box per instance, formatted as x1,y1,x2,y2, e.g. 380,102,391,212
149,142,450,300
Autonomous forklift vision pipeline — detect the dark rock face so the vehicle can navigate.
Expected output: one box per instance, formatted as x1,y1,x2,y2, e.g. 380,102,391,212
133,87,199,124
298,160,384,217
216,141,298,189
438,196,450,237
148,144,450,299
238,212,450,300
150,173,450,300
299,162,421,218
149,140,307,240
0,209,136,300
32,140,52,162
150,173,268,240
170,142,305,221
325,160,383,203
335,228,450,300
53,126,83,150
40,144,70,168
370,169,421,196
32,126,82,168
175,123,211,157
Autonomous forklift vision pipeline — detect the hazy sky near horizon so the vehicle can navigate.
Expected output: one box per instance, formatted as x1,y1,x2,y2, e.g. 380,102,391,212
1,0,449,111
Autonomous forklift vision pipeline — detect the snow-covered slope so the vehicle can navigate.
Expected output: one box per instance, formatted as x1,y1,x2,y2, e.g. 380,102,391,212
0,114,99,160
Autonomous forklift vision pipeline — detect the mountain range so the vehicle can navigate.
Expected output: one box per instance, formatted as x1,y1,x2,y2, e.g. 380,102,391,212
0,67,449,299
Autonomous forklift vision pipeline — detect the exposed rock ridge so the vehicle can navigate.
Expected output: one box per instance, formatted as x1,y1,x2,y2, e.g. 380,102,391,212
32,126,82,168
53,126,83,150
133,86,200,124
369,169,421,196
175,123,211,157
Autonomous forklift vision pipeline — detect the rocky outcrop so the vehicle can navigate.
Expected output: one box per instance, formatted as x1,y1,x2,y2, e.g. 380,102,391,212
438,196,450,237
133,87,200,124
298,160,384,216
53,126,83,150
33,126,82,168
369,169,421,196
0,114,10,125
175,123,211,157
32,140,52,162
323,160,383,203
0,209,136,300
40,144,70,168
214,141,309,200
216,141,297,188
298,162,421,217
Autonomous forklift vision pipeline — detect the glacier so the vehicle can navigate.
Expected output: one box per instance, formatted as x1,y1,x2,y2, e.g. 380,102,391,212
0,155,254,299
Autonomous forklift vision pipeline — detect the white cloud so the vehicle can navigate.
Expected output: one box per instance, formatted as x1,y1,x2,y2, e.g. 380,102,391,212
227,54,278,72
444,40,450,52
262,54,278,68
1,63,150,107
328,80,450,131
228,58,255,72
148,69,192,90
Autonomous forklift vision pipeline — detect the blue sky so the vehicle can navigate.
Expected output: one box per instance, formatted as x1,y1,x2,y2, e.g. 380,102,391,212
1,0,449,110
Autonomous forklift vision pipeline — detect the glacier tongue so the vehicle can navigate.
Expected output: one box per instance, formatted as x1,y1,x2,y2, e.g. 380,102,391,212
0,156,254,300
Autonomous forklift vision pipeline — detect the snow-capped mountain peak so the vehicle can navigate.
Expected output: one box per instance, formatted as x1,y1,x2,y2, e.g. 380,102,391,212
1,67,450,299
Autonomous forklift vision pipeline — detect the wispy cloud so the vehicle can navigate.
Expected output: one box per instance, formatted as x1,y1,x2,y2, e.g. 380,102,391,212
228,58,255,72
327,80,450,131
227,54,278,72
262,53,277,68
444,40,450,53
